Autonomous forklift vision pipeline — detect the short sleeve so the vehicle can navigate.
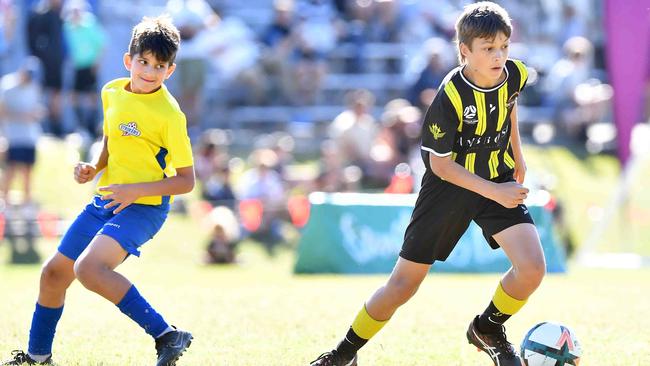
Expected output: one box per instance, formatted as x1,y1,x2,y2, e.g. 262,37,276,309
421,93,458,157
101,87,108,136
512,59,529,93
165,112,194,169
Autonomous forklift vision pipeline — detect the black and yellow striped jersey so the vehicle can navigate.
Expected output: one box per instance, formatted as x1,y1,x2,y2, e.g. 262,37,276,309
420,58,528,182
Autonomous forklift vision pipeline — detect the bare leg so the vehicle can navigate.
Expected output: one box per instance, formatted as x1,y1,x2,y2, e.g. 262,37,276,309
365,256,431,320
22,164,33,203
74,235,131,303
495,223,546,299
2,163,16,200
38,252,76,307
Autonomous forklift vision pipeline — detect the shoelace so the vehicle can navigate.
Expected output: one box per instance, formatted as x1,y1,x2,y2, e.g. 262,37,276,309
7,351,30,364
311,352,339,366
486,333,517,357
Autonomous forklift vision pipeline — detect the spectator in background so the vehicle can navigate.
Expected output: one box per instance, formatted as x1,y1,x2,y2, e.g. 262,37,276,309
407,37,448,108
204,13,266,106
292,0,341,105
0,57,45,205
556,3,588,46
259,0,296,104
63,0,105,142
339,0,374,73
314,139,344,192
0,0,17,75
167,0,216,130
204,205,240,264
194,129,235,207
27,0,65,138
368,100,421,187
328,89,378,180
544,36,599,138
367,0,404,43
237,148,287,254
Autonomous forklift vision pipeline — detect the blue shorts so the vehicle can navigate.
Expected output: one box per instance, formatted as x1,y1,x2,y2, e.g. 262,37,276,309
58,196,169,260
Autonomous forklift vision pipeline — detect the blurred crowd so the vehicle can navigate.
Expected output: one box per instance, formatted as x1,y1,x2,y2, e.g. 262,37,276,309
0,0,630,262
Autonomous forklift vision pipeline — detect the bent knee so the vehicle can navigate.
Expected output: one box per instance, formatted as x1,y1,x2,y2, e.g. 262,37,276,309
41,259,73,288
518,261,546,286
73,258,101,288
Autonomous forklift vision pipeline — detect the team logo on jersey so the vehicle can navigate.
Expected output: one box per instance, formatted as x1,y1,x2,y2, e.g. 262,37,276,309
463,105,478,125
506,92,520,108
119,122,141,137
429,124,446,140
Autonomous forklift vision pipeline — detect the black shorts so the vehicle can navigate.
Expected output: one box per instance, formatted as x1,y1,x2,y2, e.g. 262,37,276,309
7,146,37,165
42,61,63,90
73,67,98,92
400,173,534,264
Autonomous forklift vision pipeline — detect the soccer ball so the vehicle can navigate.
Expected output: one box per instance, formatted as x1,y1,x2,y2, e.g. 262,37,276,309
521,322,582,366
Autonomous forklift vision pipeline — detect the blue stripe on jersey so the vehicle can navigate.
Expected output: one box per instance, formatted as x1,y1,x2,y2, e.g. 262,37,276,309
155,147,170,205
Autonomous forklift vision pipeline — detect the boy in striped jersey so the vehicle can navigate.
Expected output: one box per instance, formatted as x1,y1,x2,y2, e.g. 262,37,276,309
310,2,543,366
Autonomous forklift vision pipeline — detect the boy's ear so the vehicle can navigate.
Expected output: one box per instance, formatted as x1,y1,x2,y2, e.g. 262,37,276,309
123,53,133,71
459,42,471,60
165,63,176,79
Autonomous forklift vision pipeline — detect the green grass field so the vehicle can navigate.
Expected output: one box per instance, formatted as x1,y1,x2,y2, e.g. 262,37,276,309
1,141,649,365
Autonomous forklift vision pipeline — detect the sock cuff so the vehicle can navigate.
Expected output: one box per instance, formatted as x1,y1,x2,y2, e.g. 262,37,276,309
116,285,138,309
34,303,64,315
350,305,388,340
492,282,527,315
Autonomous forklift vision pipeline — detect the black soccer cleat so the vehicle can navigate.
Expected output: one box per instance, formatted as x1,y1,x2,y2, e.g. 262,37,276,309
154,327,193,366
309,350,358,366
467,316,522,366
0,350,52,365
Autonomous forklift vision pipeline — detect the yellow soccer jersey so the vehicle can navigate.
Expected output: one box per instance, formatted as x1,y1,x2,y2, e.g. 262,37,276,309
97,78,194,205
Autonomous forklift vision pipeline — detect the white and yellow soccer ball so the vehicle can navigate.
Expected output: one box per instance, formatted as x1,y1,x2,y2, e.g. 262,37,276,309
521,322,582,366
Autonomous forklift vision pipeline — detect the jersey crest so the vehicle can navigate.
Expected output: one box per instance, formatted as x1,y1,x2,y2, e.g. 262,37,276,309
119,122,141,137
429,124,446,140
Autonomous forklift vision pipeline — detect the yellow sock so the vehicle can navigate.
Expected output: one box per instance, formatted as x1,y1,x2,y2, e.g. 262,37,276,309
350,305,388,340
492,282,527,316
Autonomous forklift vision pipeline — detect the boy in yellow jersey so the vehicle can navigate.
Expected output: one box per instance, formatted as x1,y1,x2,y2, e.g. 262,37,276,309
2,16,194,366
310,2,544,366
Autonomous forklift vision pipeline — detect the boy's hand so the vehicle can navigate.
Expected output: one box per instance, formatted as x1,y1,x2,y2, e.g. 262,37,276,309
99,184,141,214
74,163,97,184
489,181,529,208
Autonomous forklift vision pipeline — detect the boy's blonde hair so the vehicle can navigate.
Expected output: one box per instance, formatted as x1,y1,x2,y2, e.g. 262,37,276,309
455,1,512,64
128,15,181,65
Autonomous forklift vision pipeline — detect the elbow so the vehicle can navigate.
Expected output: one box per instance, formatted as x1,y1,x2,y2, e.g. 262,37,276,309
183,177,195,194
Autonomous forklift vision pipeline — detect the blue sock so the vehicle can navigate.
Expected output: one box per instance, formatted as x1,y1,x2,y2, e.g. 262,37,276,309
28,303,64,356
116,285,169,338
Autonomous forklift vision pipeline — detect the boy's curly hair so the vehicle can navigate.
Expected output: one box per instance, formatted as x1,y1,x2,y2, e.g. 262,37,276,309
128,15,181,65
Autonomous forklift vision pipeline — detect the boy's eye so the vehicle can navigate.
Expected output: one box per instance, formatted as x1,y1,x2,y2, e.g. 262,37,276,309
139,60,147,65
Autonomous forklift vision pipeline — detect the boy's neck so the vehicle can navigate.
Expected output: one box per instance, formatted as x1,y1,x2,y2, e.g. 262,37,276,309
125,81,162,94
462,64,506,89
